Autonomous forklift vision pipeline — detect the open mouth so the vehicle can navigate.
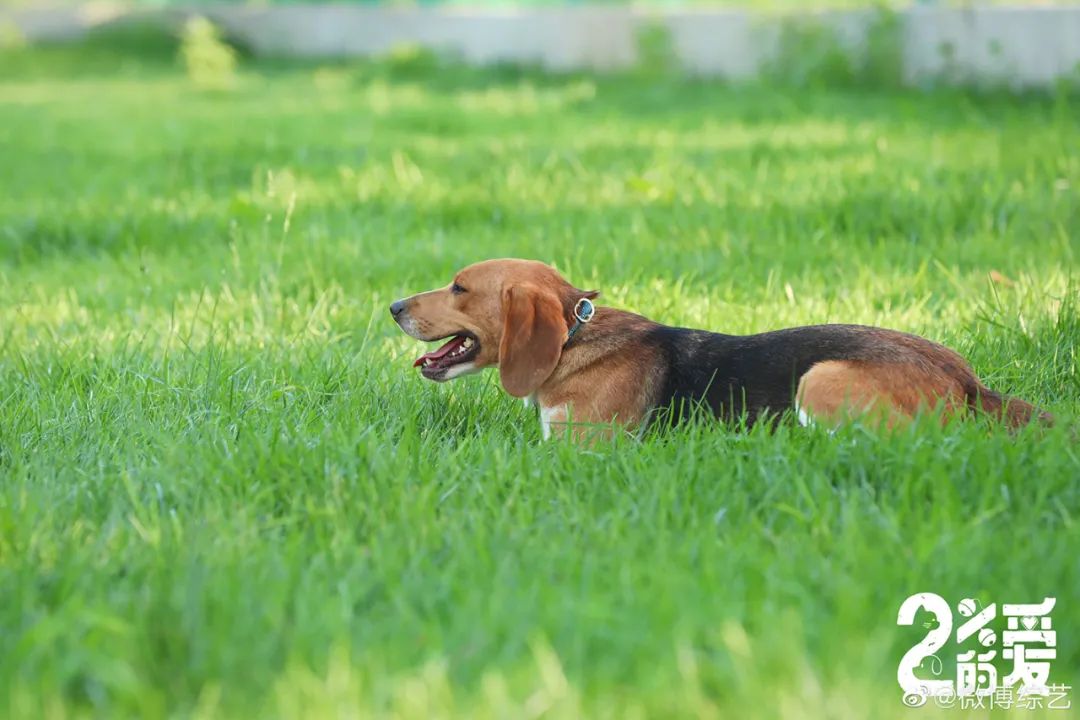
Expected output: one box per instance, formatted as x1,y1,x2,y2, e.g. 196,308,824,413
413,332,480,380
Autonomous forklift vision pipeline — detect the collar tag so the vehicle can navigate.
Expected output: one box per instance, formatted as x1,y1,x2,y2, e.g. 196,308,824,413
573,298,595,324
564,298,595,348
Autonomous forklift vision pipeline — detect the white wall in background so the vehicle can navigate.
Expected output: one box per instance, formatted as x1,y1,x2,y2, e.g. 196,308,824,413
5,4,1080,88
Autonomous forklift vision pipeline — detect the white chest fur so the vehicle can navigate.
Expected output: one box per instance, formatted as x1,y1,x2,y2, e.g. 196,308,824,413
538,404,566,440
524,395,566,440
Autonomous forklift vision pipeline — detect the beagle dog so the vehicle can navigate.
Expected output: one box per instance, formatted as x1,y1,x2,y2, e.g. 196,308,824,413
390,258,1051,439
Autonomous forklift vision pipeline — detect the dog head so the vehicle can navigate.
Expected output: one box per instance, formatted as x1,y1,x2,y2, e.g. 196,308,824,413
390,259,598,397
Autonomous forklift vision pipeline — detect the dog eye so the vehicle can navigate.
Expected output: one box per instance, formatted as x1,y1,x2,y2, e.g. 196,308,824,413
451,282,466,295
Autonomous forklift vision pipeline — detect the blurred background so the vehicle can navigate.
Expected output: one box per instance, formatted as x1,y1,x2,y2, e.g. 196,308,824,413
3,0,1079,90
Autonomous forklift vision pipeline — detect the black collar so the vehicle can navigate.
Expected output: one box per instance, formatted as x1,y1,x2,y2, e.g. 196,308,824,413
563,298,595,350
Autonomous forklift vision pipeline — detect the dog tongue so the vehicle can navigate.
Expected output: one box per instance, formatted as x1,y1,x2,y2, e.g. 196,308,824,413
413,336,464,367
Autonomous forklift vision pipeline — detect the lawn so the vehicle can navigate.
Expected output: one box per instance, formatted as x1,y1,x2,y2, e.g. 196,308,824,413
0,36,1078,720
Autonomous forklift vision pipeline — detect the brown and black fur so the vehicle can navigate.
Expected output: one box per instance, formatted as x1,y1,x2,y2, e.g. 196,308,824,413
390,258,1051,439
642,322,1048,429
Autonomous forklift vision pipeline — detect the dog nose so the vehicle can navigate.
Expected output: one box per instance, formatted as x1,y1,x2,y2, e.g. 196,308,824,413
389,299,407,318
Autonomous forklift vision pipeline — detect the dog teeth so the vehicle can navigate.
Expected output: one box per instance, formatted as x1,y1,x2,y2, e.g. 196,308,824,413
424,339,473,369
448,339,473,357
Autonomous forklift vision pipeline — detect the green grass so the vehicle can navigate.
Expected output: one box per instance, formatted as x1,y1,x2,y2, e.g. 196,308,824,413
1,40,1078,720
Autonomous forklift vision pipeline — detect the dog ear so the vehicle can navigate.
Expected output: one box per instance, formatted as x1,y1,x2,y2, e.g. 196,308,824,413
498,283,568,398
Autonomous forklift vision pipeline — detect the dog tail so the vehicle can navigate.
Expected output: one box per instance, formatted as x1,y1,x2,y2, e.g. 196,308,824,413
967,383,1054,430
